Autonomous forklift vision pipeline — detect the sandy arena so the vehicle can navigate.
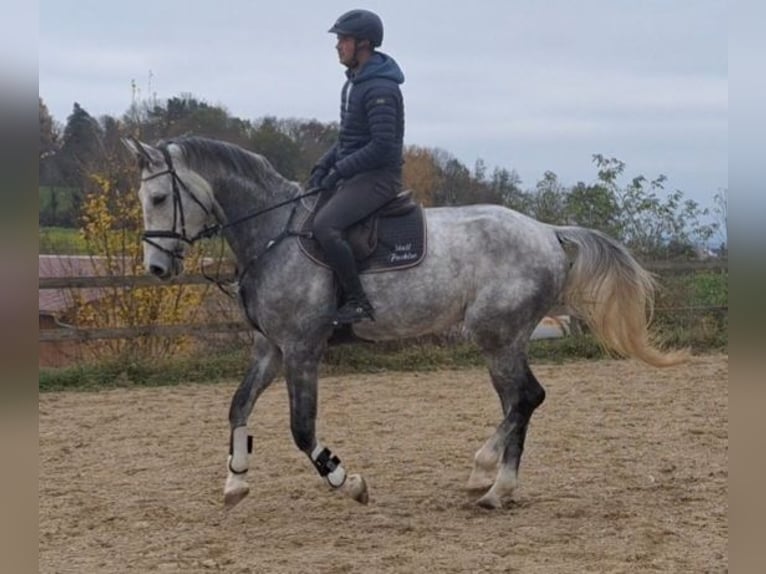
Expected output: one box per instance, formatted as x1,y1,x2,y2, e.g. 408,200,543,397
39,354,727,573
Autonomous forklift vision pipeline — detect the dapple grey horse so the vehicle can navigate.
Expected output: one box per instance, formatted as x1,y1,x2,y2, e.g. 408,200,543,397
124,136,685,510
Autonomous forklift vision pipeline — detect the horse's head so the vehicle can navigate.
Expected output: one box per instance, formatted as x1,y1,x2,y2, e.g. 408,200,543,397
123,138,216,280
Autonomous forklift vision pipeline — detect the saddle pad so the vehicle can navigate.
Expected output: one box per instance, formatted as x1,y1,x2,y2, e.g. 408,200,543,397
298,205,427,274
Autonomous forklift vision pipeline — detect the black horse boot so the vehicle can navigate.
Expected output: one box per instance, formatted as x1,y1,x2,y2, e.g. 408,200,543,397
321,237,375,325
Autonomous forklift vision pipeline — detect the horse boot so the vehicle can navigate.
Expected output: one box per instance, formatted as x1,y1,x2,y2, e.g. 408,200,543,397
322,237,376,325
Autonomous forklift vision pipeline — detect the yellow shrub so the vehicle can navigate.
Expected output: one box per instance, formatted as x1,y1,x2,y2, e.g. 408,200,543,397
73,168,212,361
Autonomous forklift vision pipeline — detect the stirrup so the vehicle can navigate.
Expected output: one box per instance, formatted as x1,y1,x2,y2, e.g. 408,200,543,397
332,300,375,325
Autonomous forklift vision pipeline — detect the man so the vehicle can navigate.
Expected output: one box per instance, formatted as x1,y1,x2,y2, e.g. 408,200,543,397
309,9,405,325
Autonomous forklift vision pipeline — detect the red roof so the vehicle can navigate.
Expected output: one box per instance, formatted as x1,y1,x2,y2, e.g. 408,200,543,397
39,255,116,315
38,255,232,316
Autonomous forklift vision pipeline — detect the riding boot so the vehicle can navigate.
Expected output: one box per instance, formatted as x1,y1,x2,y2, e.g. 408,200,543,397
321,238,375,324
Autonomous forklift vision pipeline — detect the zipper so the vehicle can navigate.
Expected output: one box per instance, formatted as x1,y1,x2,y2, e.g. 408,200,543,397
343,81,353,115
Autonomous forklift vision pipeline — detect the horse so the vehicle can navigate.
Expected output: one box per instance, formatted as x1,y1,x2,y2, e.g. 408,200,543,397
123,135,686,510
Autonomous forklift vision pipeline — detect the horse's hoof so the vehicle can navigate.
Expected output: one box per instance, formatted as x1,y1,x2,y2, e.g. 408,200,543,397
476,492,502,509
465,473,494,492
223,484,249,509
342,474,369,505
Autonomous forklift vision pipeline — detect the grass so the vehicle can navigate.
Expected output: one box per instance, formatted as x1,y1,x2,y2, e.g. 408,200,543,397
39,225,232,257
39,226,89,254
652,269,728,352
39,350,250,392
37,335,643,392
38,320,726,393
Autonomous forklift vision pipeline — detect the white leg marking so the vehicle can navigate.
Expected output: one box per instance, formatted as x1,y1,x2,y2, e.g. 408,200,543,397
339,474,369,505
476,464,518,509
467,435,501,490
224,457,250,509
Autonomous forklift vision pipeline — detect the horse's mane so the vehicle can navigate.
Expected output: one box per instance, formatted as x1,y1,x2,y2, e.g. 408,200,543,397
159,136,295,192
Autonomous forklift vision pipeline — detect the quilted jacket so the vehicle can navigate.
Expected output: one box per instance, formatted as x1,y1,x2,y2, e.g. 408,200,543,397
318,51,405,177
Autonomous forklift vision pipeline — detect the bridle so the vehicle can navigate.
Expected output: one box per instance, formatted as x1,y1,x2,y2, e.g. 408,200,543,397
140,146,216,261
139,143,323,263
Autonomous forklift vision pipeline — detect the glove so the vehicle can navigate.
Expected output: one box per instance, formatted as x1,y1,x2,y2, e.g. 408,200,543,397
307,165,327,190
321,168,341,191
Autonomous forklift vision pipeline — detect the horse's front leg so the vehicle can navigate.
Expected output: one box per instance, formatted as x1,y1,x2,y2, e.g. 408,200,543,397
284,349,368,504
224,333,282,508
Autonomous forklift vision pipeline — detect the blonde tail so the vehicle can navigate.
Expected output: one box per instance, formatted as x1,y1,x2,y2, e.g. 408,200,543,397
554,226,688,367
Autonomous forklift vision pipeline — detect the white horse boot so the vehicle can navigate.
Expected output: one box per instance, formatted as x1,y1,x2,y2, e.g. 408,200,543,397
224,426,252,508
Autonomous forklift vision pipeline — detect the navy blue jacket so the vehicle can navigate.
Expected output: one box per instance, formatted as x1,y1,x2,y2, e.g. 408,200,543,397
318,51,405,178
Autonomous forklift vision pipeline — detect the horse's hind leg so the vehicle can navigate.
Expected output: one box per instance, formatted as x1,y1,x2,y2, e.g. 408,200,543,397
471,351,546,509
466,432,503,491
283,347,368,504
224,333,282,508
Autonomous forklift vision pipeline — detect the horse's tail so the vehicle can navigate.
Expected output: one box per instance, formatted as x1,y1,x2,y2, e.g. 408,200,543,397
553,226,689,367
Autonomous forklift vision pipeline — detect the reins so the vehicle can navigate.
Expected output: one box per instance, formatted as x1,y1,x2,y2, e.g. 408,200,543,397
192,185,324,242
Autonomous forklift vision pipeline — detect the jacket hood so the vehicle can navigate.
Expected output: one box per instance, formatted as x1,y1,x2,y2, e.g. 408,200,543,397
348,52,405,85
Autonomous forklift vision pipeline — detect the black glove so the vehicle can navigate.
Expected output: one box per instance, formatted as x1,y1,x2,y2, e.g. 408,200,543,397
321,168,341,191
307,165,327,190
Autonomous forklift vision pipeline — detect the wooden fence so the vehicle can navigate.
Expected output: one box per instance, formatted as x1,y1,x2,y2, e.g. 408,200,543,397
39,260,727,343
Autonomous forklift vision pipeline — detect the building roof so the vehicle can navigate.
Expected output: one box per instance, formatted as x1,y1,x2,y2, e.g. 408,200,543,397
38,255,234,316
38,255,116,315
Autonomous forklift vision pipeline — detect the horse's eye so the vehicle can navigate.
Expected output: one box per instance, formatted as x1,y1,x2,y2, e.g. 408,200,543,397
152,194,168,207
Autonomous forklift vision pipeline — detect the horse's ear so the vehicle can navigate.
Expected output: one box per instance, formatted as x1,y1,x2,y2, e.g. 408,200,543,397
121,137,162,167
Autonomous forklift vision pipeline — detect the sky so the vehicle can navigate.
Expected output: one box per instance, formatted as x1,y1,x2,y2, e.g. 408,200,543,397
39,0,727,211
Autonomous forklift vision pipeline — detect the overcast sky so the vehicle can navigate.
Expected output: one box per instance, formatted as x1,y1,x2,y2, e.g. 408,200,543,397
39,0,727,209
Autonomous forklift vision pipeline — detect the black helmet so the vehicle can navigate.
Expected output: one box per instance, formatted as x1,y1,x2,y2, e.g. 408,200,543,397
328,9,384,48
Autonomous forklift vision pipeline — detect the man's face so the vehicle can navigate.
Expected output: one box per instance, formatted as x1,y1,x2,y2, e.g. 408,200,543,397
335,34,357,67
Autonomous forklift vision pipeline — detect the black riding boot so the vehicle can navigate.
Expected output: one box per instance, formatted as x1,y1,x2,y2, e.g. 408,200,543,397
321,238,375,325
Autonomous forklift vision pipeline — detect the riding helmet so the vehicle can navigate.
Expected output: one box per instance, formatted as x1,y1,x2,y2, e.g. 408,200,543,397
328,9,384,47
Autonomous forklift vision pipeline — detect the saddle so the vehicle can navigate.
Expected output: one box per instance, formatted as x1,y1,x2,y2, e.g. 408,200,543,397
298,190,427,273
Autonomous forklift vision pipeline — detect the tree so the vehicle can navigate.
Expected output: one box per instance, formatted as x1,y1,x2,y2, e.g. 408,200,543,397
132,94,250,146
39,98,63,187
434,152,472,206
403,146,442,206
39,98,59,158
469,158,510,205
528,171,567,224
473,158,487,183
712,188,728,255
279,118,339,181
40,103,106,225
58,103,104,187
591,154,717,259
489,166,526,211
565,181,620,237
248,116,302,180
